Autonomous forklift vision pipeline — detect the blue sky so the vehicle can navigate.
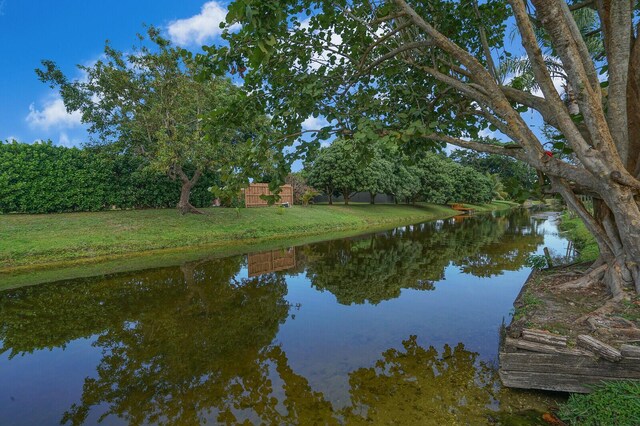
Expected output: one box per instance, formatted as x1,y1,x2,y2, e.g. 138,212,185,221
0,1,236,147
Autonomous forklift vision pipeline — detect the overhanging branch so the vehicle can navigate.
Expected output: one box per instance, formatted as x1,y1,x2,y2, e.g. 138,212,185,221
421,133,524,158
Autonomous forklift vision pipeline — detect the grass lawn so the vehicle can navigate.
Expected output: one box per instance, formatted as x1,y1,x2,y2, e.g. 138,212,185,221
0,201,516,280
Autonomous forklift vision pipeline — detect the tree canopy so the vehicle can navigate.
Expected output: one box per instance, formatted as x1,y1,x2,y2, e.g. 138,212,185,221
305,142,493,204
202,0,640,298
37,28,284,214
450,149,537,201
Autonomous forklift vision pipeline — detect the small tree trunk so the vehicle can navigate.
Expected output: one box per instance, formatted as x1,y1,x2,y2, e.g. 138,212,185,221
176,168,203,215
328,189,333,205
370,192,376,204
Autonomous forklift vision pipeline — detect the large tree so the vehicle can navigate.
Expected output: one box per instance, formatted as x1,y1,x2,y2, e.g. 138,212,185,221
305,138,364,204
360,142,396,203
38,29,282,214
450,149,537,201
203,0,640,301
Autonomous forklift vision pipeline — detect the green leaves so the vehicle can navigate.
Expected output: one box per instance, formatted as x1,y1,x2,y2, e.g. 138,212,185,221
304,139,493,205
37,28,285,210
0,141,218,213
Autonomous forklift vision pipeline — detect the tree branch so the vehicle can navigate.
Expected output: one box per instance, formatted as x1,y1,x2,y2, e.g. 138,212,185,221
394,0,547,157
500,86,558,127
421,133,525,159
472,0,498,80
596,0,632,163
359,40,434,75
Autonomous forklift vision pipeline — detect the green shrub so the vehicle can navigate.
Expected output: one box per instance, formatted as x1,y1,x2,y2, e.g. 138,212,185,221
558,380,640,426
0,140,218,213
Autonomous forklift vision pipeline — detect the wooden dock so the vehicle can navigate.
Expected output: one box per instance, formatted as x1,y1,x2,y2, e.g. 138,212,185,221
499,267,640,393
499,329,640,393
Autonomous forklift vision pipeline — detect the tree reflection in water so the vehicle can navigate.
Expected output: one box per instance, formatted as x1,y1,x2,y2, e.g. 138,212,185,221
303,209,543,305
0,209,553,424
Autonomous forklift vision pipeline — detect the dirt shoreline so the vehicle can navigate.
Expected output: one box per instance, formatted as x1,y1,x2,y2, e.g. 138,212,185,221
508,263,640,347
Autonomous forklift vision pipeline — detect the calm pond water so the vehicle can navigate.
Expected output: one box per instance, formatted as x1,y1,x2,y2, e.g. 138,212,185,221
0,209,569,425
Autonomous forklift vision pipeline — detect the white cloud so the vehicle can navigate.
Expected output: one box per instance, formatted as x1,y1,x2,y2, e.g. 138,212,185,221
5,135,19,142
57,132,81,148
26,97,82,130
302,115,328,130
167,1,237,46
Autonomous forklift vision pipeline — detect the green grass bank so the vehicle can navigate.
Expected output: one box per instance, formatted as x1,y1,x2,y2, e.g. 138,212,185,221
558,211,599,262
0,201,515,275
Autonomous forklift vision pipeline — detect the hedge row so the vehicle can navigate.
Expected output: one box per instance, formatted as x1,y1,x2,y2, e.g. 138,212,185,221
0,141,217,214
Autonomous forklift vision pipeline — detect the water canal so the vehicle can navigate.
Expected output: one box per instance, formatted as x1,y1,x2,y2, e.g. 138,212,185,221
0,209,569,425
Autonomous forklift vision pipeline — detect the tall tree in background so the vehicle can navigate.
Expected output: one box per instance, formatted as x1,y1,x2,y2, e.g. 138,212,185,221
449,149,537,200
360,142,395,204
204,0,640,302
38,28,282,214
306,139,363,204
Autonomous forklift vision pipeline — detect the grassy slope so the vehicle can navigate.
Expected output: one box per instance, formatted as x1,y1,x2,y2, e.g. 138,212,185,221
0,201,516,289
0,204,454,269
0,202,515,289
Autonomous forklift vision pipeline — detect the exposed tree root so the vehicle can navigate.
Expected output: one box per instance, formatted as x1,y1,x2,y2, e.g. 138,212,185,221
177,203,205,215
554,264,608,291
586,256,606,272
574,295,631,326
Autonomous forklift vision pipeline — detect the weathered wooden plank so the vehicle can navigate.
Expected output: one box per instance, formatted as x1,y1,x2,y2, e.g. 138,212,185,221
521,329,568,347
499,352,640,377
577,334,622,362
621,344,640,358
505,337,589,356
499,370,631,393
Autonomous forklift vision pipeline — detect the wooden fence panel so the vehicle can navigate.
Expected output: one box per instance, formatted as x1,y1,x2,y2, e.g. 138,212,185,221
244,183,294,207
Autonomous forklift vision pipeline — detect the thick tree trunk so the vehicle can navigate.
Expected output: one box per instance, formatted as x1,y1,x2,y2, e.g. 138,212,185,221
176,167,203,215
370,192,376,204
344,188,350,205
555,177,640,298
599,187,640,295
328,190,333,205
